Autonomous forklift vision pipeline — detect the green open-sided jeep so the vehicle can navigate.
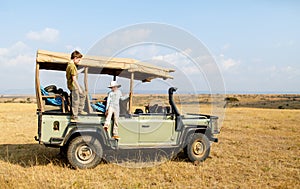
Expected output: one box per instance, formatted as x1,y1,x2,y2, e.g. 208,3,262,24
35,50,220,169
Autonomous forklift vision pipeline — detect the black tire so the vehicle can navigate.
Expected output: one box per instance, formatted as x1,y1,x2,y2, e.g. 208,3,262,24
44,85,57,93
67,135,103,169
59,146,67,157
187,133,210,162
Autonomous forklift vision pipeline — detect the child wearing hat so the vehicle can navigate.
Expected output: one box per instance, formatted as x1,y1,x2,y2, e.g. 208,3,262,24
104,81,128,139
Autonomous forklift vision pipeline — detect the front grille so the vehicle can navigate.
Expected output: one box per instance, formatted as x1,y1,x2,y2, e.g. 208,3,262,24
210,117,220,134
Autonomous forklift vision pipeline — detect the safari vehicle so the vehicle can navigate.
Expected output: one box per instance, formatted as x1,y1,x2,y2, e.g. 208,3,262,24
35,50,220,169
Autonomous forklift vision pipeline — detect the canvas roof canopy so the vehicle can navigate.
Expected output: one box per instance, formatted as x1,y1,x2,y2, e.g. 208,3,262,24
36,49,174,81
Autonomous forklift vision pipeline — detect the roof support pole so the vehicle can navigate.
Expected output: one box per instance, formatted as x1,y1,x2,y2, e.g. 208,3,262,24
35,62,43,112
84,67,92,113
129,72,134,114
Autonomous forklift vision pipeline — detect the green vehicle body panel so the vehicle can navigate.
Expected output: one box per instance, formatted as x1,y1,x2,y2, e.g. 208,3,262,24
118,116,139,145
39,115,214,146
37,87,219,150
38,113,213,148
40,115,104,143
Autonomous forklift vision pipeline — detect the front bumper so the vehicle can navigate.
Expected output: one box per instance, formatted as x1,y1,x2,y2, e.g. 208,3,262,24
209,136,218,143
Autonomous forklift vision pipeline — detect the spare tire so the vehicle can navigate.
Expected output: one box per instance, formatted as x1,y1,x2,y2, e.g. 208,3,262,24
44,85,57,93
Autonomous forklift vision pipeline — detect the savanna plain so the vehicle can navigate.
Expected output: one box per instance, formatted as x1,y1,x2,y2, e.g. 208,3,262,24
0,94,299,188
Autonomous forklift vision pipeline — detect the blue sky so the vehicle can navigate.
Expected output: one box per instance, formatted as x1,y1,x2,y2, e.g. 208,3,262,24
0,0,299,94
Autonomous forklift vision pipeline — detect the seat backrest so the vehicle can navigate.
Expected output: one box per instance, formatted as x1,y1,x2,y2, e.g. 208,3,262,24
119,98,129,115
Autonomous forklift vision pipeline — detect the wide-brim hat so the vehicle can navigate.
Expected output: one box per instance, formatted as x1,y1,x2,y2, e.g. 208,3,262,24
108,81,121,88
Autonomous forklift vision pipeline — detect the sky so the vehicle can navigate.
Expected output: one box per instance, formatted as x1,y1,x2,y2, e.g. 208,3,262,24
0,0,299,94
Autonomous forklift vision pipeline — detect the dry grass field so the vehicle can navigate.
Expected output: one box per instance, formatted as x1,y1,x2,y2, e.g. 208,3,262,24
0,97,299,188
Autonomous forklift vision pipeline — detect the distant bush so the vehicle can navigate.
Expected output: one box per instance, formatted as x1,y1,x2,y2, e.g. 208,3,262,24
224,97,239,102
224,97,239,108
278,106,284,109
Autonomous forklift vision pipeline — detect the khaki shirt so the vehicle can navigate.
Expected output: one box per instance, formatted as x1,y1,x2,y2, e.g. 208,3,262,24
66,61,78,90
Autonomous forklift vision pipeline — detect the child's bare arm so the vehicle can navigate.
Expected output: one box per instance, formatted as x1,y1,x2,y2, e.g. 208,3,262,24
120,94,129,101
72,75,83,94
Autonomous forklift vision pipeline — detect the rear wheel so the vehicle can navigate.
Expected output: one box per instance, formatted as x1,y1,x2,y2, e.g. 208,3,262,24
187,133,210,162
67,135,103,169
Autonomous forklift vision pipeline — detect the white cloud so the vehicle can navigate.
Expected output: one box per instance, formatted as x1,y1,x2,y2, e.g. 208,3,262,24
0,41,36,93
26,28,59,43
94,28,152,56
218,54,240,71
0,47,9,56
222,58,239,70
120,44,160,59
4,54,33,66
0,41,28,56
152,49,203,75
152,50,189,66
0,41,34,67
267,65,300,80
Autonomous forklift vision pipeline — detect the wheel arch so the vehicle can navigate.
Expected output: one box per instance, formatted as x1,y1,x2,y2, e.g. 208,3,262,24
63,126,107,148
181,126,208,148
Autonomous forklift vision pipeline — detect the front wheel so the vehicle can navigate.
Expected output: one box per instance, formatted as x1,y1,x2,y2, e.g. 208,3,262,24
67,135,103,169
187,133,210,162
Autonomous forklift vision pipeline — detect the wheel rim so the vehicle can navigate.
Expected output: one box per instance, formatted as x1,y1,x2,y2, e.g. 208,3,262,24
75,144,95,164
192,140,205,156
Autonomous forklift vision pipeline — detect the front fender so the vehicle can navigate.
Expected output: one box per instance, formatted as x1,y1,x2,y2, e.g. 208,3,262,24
178,126,206,148
179,125,218,149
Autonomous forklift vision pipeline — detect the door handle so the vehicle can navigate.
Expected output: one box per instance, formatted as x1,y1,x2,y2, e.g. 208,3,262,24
142,125,150,128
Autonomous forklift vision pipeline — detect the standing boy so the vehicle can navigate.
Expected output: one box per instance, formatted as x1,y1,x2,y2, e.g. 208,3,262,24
104,81,128,139
66,50,86,122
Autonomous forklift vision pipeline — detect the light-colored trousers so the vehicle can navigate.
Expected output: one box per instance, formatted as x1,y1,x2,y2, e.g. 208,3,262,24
104,106,119,136
71,87,86,118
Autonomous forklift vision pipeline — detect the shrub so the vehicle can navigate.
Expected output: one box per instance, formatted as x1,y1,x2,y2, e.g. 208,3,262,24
224,97,239,102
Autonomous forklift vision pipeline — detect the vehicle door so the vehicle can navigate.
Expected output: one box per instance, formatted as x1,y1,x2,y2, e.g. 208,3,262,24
138,114,175,144
118,115,139,146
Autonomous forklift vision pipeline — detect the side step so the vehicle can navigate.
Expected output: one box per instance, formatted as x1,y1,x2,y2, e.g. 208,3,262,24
103,127,118,149
49,137,64,145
